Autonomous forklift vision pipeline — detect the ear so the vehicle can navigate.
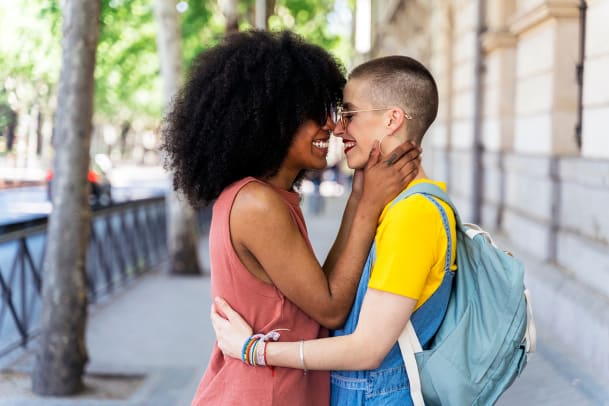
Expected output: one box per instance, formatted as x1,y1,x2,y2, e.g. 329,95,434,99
384,107,405,134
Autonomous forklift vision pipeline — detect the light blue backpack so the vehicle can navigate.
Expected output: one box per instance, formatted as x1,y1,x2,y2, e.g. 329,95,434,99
396,183,537,406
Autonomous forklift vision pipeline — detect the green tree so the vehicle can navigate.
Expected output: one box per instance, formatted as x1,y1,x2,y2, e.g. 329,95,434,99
1,0,354,160
153,0,201,275
238,0,353,63
0,1,61,157
95,0,162,121
32,0,101,395
180,1,234,69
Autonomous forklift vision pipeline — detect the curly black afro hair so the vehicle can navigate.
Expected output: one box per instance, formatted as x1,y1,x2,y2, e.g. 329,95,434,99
162,30,346,206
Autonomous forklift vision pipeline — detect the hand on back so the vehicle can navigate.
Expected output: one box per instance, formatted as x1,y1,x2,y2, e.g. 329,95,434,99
211,297,252,360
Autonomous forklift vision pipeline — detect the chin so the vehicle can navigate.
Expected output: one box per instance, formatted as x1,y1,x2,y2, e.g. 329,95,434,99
313,160,328,170
346,157,365,170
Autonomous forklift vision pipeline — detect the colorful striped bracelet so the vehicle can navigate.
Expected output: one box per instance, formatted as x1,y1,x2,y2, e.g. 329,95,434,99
241,329,288,367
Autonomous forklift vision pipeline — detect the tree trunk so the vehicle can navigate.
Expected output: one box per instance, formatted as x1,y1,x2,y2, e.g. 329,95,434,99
267,0,276,24
36,108,43,156
120,120,130,158
153,0,202,275
222,0,240,34
5,110,16,151
254,0,276,29
32,0,100,396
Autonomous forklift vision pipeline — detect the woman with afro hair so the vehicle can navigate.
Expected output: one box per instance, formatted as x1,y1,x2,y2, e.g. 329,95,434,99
162,30,420,405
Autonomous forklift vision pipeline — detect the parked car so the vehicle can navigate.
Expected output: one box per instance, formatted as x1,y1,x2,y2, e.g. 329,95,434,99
46,157,113,207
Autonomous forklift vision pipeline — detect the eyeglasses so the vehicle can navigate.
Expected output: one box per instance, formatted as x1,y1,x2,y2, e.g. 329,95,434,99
332,107,413,129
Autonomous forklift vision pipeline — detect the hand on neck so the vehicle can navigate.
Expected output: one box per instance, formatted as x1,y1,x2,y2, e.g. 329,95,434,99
379,131,412,158
379,133,427,183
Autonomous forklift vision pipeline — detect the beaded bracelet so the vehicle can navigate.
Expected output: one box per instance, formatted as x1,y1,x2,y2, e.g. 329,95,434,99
241,329,287,367
255,341,266,366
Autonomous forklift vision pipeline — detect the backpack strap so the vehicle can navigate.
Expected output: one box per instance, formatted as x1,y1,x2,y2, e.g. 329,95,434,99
400,322,425,406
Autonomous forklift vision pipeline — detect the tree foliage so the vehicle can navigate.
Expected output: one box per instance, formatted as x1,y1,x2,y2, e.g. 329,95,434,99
272,0,342,51
180,1,226,69
0,0,353,156
0,0,61,146
96,0,161,120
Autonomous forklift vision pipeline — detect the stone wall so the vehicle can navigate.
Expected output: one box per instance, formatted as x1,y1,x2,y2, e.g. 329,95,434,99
582,0,609,158
363,0,609,385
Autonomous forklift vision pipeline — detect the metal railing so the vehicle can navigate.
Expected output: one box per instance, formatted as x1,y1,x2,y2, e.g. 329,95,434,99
0,196,170,358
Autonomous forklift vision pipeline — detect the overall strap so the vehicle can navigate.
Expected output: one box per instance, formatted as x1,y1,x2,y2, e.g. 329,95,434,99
392,183,456,406
407,193,454,346
419,195,452,275
389,182,455,281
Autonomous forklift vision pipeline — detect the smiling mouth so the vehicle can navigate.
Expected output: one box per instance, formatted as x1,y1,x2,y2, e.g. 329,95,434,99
312,140,330,149
343,141,356,153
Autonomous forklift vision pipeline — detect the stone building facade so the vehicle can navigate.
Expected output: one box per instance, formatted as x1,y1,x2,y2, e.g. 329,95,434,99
359,0,609,385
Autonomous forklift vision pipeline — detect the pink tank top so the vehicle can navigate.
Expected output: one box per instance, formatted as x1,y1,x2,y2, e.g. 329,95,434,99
192,177,330,406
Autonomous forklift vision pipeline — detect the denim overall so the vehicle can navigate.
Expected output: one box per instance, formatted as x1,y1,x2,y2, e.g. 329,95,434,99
330,195,454,405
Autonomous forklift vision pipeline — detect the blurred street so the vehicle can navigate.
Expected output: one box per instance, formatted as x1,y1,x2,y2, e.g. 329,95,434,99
1,191,608,405
0,165,168,226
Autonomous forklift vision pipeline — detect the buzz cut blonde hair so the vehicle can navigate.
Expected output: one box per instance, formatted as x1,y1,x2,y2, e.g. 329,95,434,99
349,55,439,145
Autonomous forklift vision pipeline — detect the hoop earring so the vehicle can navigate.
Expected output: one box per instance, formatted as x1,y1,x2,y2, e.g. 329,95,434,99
379,134,389,155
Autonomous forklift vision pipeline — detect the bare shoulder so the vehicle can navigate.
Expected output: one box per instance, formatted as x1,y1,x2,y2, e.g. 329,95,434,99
230,181,295,236
230,181,302,266
231,181,288,216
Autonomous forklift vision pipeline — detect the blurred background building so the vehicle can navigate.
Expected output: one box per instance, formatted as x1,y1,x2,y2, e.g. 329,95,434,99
356,0,608,385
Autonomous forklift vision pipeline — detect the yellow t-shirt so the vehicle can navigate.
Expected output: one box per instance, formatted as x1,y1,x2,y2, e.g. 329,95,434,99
368,179,457,310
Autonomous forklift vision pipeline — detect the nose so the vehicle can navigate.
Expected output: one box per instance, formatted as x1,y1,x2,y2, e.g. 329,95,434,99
323,115,336,130
323,116,341,137
331,117,345,137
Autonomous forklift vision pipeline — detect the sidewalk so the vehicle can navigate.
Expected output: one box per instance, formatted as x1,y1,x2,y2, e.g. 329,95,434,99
0,164,46,190
0,274,213,406
0,193,608,405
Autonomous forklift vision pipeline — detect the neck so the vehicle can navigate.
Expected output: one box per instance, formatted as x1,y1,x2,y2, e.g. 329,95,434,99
414,165,428,181
263,166,299,191
380,131,411,157
380,136,428,182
